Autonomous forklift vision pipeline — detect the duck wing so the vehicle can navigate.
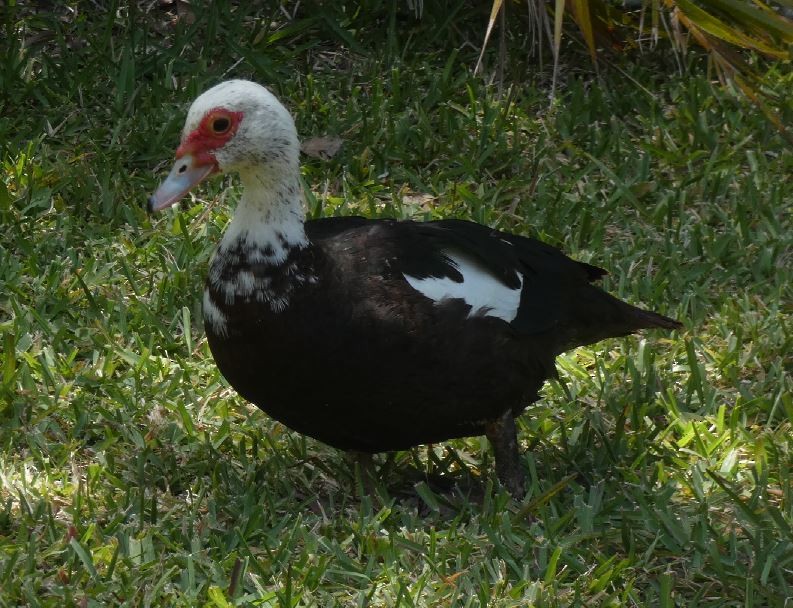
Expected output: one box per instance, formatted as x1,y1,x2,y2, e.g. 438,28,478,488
308,217,680,353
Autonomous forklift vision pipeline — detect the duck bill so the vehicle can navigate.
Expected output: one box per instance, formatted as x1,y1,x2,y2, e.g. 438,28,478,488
147,154,216,212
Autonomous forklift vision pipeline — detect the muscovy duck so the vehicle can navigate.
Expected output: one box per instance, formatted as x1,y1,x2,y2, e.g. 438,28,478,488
148,80,681,497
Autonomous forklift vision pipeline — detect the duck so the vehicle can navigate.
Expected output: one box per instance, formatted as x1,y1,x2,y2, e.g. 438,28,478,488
148,79,681,497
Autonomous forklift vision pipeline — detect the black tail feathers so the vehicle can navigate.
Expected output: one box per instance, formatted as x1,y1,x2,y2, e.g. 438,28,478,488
629,306,683,332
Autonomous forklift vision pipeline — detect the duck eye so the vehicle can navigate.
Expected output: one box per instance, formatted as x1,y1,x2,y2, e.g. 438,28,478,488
211,116,231,134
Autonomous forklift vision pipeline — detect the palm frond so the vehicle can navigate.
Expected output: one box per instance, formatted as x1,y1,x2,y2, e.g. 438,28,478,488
476,0,792,130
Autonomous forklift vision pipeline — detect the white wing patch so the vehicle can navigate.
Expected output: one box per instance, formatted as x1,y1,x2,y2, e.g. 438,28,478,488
403,251,523,322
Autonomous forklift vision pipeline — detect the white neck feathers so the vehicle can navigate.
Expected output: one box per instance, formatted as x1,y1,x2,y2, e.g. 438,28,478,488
219,167,308,265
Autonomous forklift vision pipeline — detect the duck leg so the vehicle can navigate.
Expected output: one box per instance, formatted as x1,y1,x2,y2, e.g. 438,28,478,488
349,451,379,497
485,410,525,498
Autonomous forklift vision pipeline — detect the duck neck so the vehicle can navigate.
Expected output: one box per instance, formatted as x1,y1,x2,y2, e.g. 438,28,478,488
219,166,309,265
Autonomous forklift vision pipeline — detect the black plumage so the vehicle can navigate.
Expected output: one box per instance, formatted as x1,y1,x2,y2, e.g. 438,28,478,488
203,218,680,494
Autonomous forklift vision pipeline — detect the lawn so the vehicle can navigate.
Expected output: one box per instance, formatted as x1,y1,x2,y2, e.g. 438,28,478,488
1,2,791,606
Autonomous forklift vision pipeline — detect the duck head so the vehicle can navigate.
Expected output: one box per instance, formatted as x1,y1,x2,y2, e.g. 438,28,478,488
148,80,299,212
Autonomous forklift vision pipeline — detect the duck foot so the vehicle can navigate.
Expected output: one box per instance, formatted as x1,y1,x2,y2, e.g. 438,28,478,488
485,409,525,499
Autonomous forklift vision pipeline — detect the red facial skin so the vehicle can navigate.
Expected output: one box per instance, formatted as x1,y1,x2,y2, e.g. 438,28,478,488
175,107,244,168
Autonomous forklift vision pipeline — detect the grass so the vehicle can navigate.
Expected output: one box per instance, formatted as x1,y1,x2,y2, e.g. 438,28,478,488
1,1,791,606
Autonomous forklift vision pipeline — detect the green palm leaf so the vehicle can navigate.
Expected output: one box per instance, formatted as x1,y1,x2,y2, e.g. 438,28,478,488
477,0,792,132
